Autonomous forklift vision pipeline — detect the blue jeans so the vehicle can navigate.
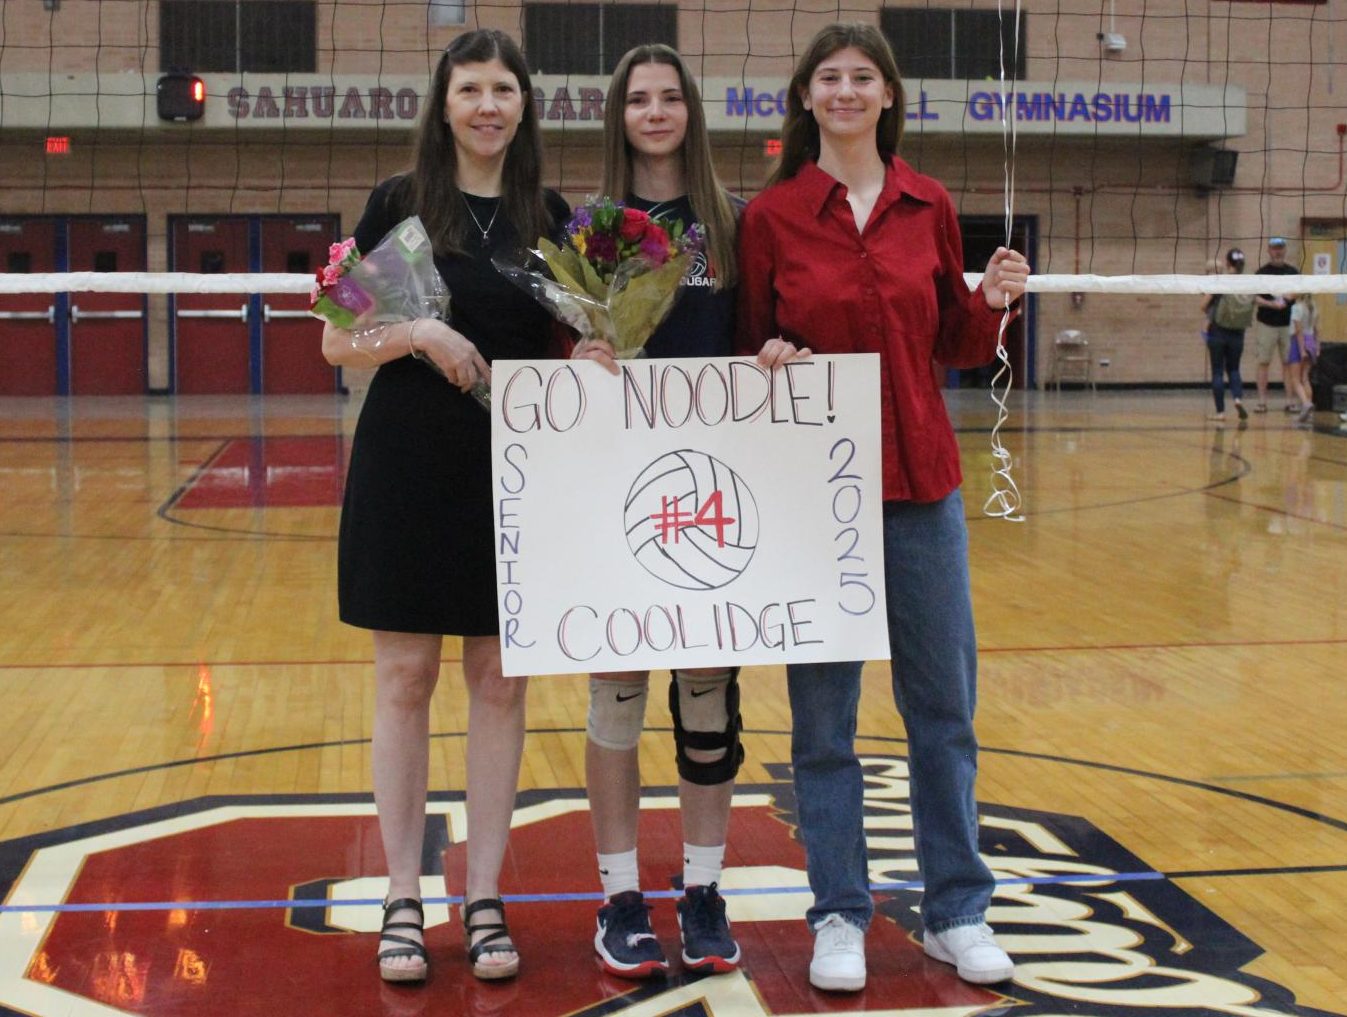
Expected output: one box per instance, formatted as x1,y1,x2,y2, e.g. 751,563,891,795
786,491,992,934
1206,325,1245,413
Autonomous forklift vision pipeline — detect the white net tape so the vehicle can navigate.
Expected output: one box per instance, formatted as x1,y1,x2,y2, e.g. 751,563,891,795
4,272,1343,296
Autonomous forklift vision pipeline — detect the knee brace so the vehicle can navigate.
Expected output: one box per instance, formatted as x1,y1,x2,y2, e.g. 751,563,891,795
587,676,649,750
669,668,744,786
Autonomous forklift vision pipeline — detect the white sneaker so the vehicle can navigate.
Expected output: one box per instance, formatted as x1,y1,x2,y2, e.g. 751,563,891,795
923,922,1014,984
809,913,866,992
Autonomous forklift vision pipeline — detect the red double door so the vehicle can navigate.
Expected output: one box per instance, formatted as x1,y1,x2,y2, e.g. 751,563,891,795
171,216,339,394
0,217,147,395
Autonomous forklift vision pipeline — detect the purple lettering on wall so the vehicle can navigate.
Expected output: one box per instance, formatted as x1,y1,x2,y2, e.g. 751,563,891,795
369,87,394,120
578,87,605,121
547,86,577,121
253,86,281,118
312,87,335,118
284,87,309,118
227,87,250,118
338,87,366,119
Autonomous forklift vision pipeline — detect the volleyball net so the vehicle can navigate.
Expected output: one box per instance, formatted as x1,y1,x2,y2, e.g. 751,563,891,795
1,0,1346,399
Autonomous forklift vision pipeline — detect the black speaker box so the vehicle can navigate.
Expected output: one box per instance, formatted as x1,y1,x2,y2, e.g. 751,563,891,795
1311,342,1347,410
1191,149,1239,189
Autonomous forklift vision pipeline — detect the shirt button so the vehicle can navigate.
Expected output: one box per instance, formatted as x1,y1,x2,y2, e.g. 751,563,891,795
859,251,868,259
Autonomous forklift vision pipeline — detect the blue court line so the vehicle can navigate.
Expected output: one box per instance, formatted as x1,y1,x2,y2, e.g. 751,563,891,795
0,871,1169,914
7,864,1346,915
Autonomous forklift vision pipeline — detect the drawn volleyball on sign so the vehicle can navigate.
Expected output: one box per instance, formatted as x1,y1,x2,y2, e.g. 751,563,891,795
624,450,759,590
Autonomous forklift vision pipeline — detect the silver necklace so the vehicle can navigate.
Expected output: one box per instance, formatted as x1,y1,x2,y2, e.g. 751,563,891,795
462,194,500,245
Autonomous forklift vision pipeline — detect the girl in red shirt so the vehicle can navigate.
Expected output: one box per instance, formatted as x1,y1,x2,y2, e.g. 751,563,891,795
735,22,1028,994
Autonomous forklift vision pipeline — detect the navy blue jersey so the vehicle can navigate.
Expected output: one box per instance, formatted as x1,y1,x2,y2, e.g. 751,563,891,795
627,194,739,359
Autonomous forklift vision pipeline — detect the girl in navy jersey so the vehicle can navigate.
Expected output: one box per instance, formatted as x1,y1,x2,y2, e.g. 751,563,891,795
571,44,745,980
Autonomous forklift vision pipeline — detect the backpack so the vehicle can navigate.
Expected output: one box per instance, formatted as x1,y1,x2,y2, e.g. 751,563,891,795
1212,293,1255,331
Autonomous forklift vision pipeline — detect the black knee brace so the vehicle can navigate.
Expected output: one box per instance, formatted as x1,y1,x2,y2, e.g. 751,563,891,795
669,667,745,786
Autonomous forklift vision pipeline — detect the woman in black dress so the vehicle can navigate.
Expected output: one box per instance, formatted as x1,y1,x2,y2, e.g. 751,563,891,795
320,29,568,984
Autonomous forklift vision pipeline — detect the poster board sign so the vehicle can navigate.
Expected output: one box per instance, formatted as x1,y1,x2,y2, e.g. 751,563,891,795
491,355,889,677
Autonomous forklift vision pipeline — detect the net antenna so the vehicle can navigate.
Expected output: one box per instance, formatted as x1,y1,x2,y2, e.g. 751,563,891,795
984,0,1026,523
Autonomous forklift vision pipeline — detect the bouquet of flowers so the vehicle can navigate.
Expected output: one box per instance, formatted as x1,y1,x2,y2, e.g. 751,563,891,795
310,216,448,333
495,197,703,358
310,216,494,408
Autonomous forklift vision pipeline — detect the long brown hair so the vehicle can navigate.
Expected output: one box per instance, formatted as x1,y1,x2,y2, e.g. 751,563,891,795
602,44,738,289
397,30,548,255
771,23,906,186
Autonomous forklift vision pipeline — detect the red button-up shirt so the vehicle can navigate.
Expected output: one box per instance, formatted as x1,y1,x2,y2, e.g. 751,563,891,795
736,156,1007,504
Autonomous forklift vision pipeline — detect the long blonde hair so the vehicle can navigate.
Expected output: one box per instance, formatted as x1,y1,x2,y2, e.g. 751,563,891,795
1296,293,1319,333
602,44,738,289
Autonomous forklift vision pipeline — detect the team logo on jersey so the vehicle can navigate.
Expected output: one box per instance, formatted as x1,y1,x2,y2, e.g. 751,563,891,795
0,755,1337,1017
684,249,715,287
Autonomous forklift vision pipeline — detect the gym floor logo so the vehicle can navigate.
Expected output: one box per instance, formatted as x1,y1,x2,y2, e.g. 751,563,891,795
0,755,1337,1017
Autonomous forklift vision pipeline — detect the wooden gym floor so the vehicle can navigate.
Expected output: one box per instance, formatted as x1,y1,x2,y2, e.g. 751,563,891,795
0,387,1344,1017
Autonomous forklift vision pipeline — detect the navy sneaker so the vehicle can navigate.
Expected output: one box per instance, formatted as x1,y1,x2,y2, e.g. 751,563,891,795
677,883,741,974
594,891,668,978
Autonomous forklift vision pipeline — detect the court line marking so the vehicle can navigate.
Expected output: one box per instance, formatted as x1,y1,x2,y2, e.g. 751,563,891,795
5,632,1347,672
5,865,1346,915
3,729,1345,834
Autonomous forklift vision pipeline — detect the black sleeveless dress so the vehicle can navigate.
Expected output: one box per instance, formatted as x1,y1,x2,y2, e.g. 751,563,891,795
338,177,569,636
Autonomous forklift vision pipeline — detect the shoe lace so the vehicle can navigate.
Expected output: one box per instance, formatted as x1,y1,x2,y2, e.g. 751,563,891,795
939,922,997,952
682,883,727,938
965,923,998,948
609,895,657,947
815,914,856,954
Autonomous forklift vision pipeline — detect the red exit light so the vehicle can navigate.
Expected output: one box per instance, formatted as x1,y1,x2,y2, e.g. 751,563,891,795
45,135,71,155
763,138,782,157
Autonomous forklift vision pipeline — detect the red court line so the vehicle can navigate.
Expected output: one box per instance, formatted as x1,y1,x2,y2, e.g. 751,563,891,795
174,435,347,509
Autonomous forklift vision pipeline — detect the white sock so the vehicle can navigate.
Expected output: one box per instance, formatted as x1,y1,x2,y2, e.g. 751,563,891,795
683,842,725,890
597,849,640,900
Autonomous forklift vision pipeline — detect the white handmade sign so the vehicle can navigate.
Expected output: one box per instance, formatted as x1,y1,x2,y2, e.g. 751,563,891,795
491,355,889,677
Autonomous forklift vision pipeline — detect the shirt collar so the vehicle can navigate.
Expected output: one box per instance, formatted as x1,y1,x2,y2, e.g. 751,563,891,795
795,155,941,216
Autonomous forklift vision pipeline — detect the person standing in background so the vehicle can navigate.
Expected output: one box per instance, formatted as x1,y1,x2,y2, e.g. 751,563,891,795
1250,236,1299,413
1288,292,1320,426
1199,248,1251,423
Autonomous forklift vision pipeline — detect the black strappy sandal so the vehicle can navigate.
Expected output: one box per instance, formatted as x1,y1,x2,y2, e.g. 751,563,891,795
463,897,520,980
378,897,429,983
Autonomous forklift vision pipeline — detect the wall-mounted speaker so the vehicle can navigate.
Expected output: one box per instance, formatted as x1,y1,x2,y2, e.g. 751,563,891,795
1191,149,1239,189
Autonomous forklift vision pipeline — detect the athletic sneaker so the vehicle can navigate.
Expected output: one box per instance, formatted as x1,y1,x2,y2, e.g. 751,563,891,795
594,891,668,978
677,883,741,974
923,922,1014,984
1235,402,1249,421
809,913,866,991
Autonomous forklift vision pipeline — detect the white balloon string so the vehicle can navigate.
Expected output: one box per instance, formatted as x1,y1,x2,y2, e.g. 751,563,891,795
985,0,1024,522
